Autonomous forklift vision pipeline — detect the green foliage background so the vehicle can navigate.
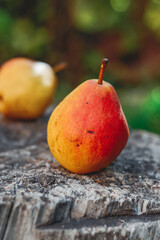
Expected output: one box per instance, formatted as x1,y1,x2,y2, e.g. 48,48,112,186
0,0,159,133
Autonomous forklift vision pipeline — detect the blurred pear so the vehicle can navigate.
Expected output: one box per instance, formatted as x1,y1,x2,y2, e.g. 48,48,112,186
0,57,58,120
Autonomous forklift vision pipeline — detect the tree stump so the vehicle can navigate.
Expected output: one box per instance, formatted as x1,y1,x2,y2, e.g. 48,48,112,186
0,109,160,240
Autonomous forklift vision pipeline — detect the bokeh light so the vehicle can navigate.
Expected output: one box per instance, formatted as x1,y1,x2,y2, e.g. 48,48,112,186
152,0,160,4
144,4,160,34
110,0,130,12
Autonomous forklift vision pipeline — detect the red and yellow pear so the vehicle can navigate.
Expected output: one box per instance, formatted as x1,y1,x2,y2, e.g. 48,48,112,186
47,59,129,174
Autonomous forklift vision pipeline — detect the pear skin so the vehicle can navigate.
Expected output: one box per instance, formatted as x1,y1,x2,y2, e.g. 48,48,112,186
0,57,57,120
47,60,129,174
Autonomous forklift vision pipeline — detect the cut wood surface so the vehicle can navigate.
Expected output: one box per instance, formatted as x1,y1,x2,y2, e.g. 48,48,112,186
0,108,160,240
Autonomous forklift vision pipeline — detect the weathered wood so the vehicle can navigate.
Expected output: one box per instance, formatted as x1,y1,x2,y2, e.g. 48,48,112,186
0,109,160,240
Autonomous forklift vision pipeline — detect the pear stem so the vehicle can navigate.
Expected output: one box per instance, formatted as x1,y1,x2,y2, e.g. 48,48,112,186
53,62,68,73
98,58,108,85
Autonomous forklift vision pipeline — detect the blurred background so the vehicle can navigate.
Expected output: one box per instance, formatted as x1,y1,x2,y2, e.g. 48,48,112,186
0,0,159,133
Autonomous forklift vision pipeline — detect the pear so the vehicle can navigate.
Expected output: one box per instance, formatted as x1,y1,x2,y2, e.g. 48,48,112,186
47,59,129,174
0,58,66,120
